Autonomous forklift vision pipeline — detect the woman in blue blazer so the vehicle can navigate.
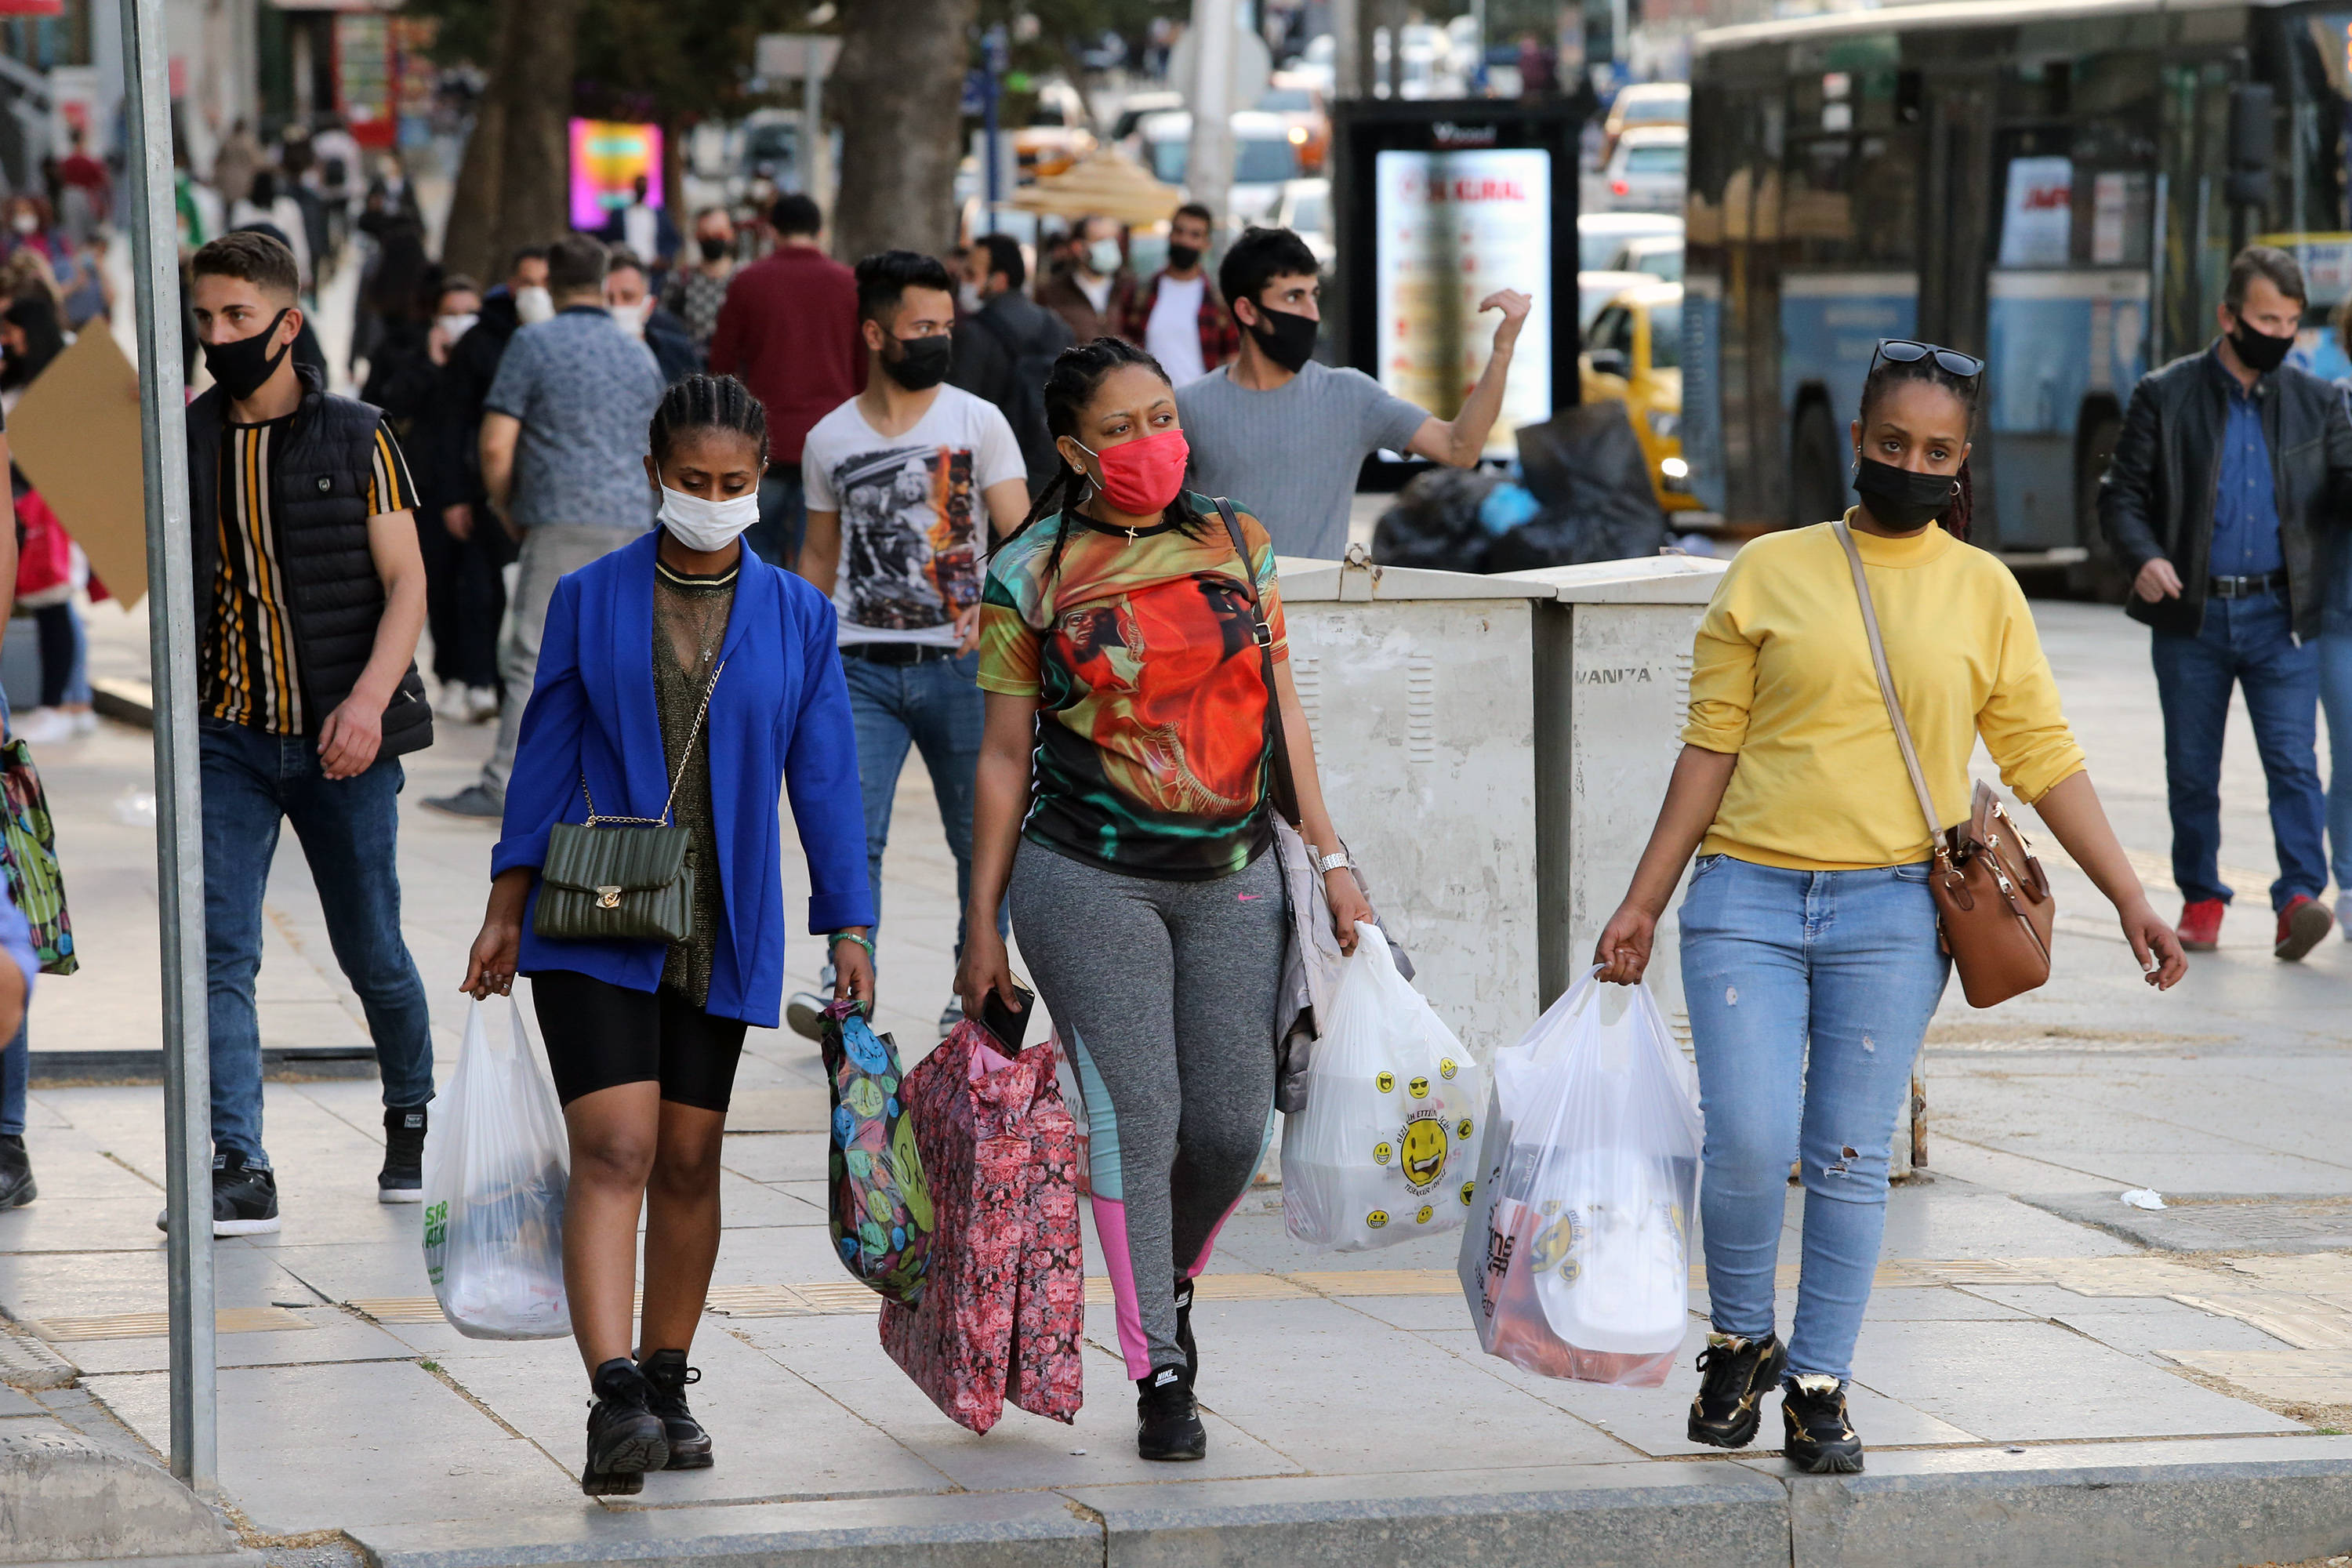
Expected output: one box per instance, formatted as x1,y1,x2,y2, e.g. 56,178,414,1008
463,376,873,1496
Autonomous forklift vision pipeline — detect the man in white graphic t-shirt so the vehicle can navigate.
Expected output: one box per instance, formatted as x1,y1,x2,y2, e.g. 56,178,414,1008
797,250,1029,1039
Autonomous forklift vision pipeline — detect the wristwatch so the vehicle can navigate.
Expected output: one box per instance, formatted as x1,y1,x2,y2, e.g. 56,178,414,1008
1315,851,1351,875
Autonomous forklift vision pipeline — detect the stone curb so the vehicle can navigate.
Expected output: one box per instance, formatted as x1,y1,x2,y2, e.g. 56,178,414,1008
0,1323,78,1391
0,1426,234,1564
346,1443,2352,1568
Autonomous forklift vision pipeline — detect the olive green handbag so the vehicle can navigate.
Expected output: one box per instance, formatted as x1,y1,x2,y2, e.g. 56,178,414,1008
532,659,724,944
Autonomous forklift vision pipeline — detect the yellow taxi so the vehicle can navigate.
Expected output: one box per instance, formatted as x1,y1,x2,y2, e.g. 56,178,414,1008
1577,280,1701,515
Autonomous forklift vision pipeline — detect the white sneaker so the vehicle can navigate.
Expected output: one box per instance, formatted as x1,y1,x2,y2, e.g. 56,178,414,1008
433,683,470,720
9,709,72,744
63,707,97,737
465,686,501,724
938,996,965,1038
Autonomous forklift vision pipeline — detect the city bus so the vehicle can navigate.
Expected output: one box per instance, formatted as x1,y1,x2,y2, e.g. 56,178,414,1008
1679,0,2352,579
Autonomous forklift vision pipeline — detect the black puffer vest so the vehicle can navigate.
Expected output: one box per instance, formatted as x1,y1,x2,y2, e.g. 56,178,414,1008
188,365,434,757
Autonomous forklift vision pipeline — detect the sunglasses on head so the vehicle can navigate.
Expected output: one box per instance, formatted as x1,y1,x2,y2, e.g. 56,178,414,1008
1871,339,1984,379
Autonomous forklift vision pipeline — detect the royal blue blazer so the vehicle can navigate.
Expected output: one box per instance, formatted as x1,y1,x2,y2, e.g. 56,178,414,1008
492,532,874,1029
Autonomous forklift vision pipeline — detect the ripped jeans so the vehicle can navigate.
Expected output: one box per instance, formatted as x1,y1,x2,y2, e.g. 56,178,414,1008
1679,854,1951,1382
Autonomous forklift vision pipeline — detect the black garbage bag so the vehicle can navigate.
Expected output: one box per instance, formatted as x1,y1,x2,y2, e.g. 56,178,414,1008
1483,404,1668,571
1370,466,1501,571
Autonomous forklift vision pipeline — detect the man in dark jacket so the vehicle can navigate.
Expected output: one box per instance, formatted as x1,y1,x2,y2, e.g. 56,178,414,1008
951,232,1072,493
181,230,435,1235
604,246,699,383
2100,244,2352,960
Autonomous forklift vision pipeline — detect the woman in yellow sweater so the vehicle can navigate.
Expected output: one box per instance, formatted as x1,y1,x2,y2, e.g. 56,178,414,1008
1594,341,2187,1475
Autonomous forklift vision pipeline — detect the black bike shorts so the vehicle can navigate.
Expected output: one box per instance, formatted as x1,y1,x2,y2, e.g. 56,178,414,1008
531,970,749,1112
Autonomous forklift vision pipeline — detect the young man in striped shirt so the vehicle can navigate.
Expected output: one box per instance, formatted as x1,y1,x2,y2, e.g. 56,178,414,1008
176,230,435,1236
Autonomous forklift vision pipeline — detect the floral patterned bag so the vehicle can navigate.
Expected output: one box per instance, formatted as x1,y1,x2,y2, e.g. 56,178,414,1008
0,738,73,975
818,1001,933,1305
880,1024,1085,1433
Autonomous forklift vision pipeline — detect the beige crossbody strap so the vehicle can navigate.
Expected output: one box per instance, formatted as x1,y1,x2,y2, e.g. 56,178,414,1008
1834,522,1943,850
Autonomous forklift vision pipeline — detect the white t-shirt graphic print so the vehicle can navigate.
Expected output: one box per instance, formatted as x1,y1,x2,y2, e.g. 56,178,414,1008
802,386,1026,647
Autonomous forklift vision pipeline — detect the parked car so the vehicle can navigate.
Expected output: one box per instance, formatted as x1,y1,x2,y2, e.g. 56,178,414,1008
1257,71,1330,172
1602,82,1690,160
1577,269,1652,332
1276,178,1333,268
1579,281,1701,515
1110,89,1186,147
1140,110,1305,225
1609,233,1683,281
1602,125,1686,214
1577,211,1682,272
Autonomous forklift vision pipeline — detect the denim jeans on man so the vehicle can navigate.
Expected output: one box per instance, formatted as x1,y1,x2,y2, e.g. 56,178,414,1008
2150,586,2327,910
1680,855,1951,1384
746,464,807,572
844,650,1005,958
201,717,434,1167
2323,633,2352,904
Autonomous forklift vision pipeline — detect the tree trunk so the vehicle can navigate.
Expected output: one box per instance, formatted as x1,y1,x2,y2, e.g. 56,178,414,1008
441,87,506,283
440,0,585,282
832,0,978,261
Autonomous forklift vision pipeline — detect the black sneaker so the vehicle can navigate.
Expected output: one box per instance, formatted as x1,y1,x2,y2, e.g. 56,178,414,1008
1780,1373,1864,1474
0,1134,34,1210
1173,1278,1198,1387
151,1156,281,1236
1135,1365,1206,1461
638,1348,712,1469
378,1105,426,1204
582,1357,670,1495
1686,1330,1786,1449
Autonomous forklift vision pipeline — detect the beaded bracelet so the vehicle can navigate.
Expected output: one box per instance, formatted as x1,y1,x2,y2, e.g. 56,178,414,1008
829,931,877,961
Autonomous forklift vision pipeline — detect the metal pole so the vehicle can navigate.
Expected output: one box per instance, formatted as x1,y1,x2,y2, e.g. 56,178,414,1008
116,0,214,1491
1189,0,1236,223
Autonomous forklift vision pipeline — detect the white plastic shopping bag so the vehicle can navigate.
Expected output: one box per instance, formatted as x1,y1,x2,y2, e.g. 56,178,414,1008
1457,971,1700,1385
422,999,571,1339
1283,922,1483,1250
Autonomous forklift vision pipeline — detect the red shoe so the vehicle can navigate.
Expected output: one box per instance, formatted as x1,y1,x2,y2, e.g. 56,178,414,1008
2176,899,2223,952
2275,895,2334,961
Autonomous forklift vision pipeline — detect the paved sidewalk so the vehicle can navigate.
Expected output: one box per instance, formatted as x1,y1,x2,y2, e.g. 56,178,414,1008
9,598,2352,1566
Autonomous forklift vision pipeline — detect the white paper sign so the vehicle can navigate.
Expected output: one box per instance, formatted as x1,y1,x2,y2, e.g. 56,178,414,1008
1998,155,2074,269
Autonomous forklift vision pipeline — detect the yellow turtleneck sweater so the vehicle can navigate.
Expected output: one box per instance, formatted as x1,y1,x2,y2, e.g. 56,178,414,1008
1682,516,2087,871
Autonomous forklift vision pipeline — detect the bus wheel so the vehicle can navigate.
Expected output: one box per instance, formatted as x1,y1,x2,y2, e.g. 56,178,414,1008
2071,409,2130,602
1791,401,1846,528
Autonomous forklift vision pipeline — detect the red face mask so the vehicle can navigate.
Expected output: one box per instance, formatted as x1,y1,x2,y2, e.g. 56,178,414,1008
1076,427,1190,518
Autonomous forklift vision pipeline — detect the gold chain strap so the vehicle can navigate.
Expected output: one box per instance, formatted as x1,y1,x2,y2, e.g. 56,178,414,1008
579,657,728,828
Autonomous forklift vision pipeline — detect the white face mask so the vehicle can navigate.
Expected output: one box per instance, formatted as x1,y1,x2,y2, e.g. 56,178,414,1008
514,285,554,325
435,312,478,342
1085,238,1122,276
958,279,985,314
659,482,760,553
608,299,648,339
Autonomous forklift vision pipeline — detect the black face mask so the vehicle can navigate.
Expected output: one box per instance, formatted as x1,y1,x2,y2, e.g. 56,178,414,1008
2227,318,2295,375
698,235,730,263
1852,454,1957,532
1246,305,1319,373
881,333,953,391
1167,241,1202,273
202,309,293,402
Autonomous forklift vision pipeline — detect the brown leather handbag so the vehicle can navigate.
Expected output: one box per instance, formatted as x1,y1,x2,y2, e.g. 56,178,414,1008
1835,524,2054,1008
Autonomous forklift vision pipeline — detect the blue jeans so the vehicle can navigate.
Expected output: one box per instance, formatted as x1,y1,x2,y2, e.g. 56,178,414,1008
1679,855,1951,1383
2151,590,2328,911
843,649,1004,960
746,465,807,572
201,717,434,1167
2319,631,2352,899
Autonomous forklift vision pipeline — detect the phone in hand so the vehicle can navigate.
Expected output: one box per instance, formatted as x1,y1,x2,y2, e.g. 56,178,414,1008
978,982,1036,1054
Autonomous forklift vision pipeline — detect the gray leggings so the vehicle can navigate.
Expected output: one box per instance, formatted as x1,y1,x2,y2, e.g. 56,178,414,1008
1009,840,1285,1381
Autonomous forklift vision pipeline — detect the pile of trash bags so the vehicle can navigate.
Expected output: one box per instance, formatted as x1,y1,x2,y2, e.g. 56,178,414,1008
1372,405,1668,573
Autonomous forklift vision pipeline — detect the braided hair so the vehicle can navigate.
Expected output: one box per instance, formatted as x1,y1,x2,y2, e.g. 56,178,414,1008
648,372,770,473
1857,352,1977,542
1009,336,1209,577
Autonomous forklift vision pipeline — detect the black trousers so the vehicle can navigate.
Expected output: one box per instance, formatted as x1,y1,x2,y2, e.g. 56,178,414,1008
415,501,507,689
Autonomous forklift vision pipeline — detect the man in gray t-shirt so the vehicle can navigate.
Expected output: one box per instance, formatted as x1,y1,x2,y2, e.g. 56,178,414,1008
426,234,668,820
1176,226,1531,561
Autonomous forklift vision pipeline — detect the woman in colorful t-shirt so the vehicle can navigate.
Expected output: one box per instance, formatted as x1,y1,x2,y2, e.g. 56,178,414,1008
959,336,1373,1462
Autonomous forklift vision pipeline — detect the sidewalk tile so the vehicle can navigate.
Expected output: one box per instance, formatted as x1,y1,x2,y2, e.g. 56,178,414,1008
85,1359,581,1533
0,1246,318,1319
58,1307,413,1374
